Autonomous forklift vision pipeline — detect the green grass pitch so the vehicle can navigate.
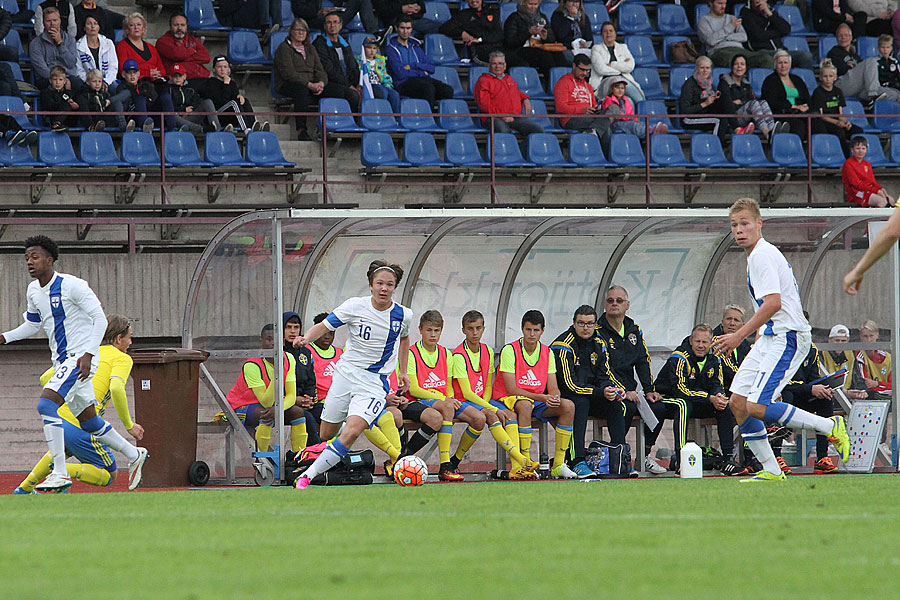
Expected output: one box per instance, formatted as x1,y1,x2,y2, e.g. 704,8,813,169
3,475,899,599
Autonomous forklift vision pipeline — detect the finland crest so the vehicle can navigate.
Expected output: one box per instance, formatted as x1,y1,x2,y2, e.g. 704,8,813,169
50,297,61,310
391,320,401,333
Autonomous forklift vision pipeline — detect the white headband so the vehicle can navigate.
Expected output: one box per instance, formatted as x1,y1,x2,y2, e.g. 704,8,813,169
373,265,396,275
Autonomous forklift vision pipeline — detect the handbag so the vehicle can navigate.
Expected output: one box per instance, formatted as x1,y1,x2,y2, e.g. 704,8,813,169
669,40,700,64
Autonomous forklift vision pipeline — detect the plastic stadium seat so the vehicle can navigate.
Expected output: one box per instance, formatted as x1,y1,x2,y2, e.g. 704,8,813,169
775,4,807,34
433,66,468,98
445,132,489,167
185,0,230,31
360,98,405,132
540,2,557,22
268,30,289,59
730,133,776,167
425,33,465,66
618,4,655,34
609,133,646,166
712,67,729,82
403,132,452,166
487,133,535,167
568,132,613,166
661,36,688,65
889,134,900,165
424,2,451,24
667,65,694,99
690,133,735,166
280,0,293,26
500,2,516,24
695,4,710,24
0,96,38,130
438,99,486,132
782,36,809,54
585,3,609,35
38,132,87,166
526,100,563,133
228,31,270,65
794,69,817,95
0,30,27,62
637,100,683,133
164,131,214,166
844,99,876,132
527,133,575,167
0,143,42,166
204,132,254,166
874,100,900,132
399,98,445,132
657,4,692,35
510,66,551,100
348,32,369,55
320,98,365,133
121,131,171,166
749,68,769,97
548,66,569,95
79,132,127,166
631,68,667,100
818,37,838,60
344,12,364,32
858,36,879,60
246,131,296,166
811,134,846,167
361,132,411,166
626,35,665,67
858,133,889,167
468,66,488,96
650,133,696,166
771,133,808,167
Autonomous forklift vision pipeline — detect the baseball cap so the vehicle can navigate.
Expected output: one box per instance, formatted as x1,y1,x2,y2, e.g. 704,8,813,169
213,55,228,65
171,63,185,74
608,75,628,87
122,59,139,72
829,324,850,338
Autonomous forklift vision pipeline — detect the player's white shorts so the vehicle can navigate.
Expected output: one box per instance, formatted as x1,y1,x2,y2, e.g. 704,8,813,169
730,330,811,405
43,354,98,416
320,360,388,426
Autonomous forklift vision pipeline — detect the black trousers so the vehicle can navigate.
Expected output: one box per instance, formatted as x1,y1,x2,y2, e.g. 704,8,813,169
623,397,668,449
649,396,736,456
567,393,627,462
396,76,453,107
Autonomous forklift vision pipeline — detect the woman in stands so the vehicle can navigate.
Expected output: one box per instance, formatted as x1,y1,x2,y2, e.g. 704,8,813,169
115,12,165,80
550,0,592,62
75,15,118,93
680,55,739,140
717,53,782,141
760,49,811,139
502,0,568,79
273,17,327,141
590,21,644,107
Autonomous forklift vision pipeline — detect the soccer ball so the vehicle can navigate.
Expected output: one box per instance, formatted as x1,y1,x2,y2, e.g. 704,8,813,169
393,456,428,486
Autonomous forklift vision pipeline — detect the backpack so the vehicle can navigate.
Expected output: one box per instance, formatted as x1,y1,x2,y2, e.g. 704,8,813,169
585,440,633,479
668,40,700,64
286,447,376,486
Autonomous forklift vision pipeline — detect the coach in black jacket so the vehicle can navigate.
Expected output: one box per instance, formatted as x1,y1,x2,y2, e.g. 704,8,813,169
283,312,321,445
439,0,504,64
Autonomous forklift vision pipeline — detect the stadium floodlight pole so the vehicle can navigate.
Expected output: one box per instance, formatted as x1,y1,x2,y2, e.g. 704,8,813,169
273,216,286,483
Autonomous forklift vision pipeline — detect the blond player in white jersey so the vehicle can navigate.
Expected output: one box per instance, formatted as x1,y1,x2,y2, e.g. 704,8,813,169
292,259,413,489
713,199,850,481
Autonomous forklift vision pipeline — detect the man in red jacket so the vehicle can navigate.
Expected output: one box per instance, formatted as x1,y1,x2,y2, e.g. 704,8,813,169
842,135,894,207
473,51,543,136
553,54,609,143
155,13,211,86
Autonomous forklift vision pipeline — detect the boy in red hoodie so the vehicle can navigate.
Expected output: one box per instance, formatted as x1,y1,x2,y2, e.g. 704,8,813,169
842,136,894,207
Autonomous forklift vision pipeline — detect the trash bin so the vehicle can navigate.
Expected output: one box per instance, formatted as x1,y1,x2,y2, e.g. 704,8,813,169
131,348,209,487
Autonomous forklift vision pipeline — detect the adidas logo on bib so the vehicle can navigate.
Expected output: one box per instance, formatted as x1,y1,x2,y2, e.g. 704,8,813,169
423,371,444,389
518,369,541,387
323,363,336,377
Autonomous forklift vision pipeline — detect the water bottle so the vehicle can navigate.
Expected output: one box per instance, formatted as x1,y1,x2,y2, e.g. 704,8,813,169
538,452,550,479
490,469,509,480
680,442,703,479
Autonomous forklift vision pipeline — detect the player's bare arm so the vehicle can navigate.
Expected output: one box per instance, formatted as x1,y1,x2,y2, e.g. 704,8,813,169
844,207,900,294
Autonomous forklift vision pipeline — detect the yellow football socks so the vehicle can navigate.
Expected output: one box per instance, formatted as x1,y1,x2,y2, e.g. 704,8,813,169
289,418,308,453
255,424,272,452
67,462,111,486
364,413,401,462
488,421,526,467
453,426,482,462
438,421,453,464
519,426,533,459
554,425,574,468
19,452,53,492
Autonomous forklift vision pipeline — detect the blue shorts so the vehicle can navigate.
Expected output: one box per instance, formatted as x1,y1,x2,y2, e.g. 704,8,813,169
419,398,482,419
491,397,551,422
62,418,116,472
235,403,263,430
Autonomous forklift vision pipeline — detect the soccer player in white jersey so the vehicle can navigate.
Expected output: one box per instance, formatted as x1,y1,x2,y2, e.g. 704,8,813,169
292,260,413,489
713,199,851,481
1,236,148,492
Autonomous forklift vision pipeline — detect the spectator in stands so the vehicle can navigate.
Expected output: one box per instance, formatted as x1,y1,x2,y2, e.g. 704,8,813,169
873,33,900,100
828,22,863,78
589,21,644,107
821,323,869,398
374,0,439,35
34,0,76,39
217,0,280,35
77,68,110,131
595,285,667,474
439,0,504,66
0,6,19,62
812,59,863,155
40,65,81,131
31,7,84,91
502,0,567,79
712,304,752,393
294,0,378,33
156,13,212,86
282,312,321,446
654,323,736,473
600,76,666,138
699,0,773,69
740,0,814,69
116,13,166,80
681,55,741,139
828,26,898,108
812,0,866,40
73,0,124,40
842,135,894,206
847,0,894,36
358,38,400,112
0,60,22,101
761,49,811,139
75,15,118,92
718,53,781,141
555,54,609,143
196,55,266,134
550,0,592,61
386,16,453,107
274,17,328,141
313,11,363,111
856,319,892,397
108,57,177,132
169,64,226,133
473,50,544,136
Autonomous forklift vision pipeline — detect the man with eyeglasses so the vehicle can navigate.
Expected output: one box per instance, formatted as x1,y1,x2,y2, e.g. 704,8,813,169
551,304,626,478
553,53,611,146
596,285,668,474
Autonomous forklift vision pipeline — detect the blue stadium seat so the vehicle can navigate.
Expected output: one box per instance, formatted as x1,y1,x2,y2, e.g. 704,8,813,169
185,0,230,31
348,32,369,56
487,132,535,166
399,98,445,132
0,0,18,15
818,37,838,60
695,4,710,24
730,133,776,167
360,98,405,132
246,131,296,166
568,132,613,166
650,133,696,166
858,36,879,60
527,133,575,167
609,133,646,166
433,65,469,98
858,133,889,167
889,134,900,165
794,68,817,95
0,96,38,130
0,143,42,166
667,65,694,99
114,29,123,43
712,67,729,83
657,4,692,35
38,132,87,166
810,133,846,167
361,132,411,166
775,4,807,34
626,35,665,67
631,67,667,100
0,30,27,62
548,66,569,96
637,99,683,133
540,2,557,22
344,12,365,32
426,34,465,66
618,4,655,34
424,2,451,24
500,2,516,24
527,100,563,133
438,99,486,132
749,68,769,97
205,132,254,166
510,66,551,100
585,3,609,35
782,36,809,54
268,30,289,60
874,100,900,132
690,133,735,166
228,30,270,65
79,132,126,166
468,66,489,96
165,131,214,166
445,132,489,167
280,0,293,27
844,99,876,132
771,133,808,167
320,98,365,133
403,132,452,166
121,132,170,167
661,36,688,65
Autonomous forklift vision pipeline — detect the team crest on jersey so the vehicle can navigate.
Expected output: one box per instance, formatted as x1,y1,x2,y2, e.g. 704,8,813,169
590,352,598,365
707,367,715,378
50,297,60,309
882,367,888,375
391,320,401,333
627,333,637,345
298,354,308,365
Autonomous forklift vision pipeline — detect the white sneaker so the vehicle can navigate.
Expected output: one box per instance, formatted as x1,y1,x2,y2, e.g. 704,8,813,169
129,447,149,490
644,455,667,475
550,463,578,479
35,472,72,492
